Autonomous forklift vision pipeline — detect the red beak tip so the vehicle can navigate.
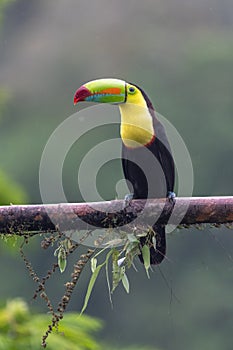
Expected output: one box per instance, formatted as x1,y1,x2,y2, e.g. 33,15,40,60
73,86,91,105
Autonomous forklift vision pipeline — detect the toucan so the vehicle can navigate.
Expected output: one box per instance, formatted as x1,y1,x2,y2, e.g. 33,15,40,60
74,78,175,265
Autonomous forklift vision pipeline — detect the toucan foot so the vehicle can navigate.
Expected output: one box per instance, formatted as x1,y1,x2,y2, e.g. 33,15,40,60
123,193,134,209
167,191,176,203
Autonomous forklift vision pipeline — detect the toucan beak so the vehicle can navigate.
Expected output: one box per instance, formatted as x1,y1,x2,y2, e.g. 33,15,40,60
74,78,126,105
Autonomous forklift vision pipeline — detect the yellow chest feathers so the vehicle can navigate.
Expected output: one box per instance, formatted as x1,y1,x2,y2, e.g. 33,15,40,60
119,101,155,148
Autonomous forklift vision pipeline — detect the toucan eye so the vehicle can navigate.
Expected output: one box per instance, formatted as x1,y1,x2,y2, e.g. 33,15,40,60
128,86,136,94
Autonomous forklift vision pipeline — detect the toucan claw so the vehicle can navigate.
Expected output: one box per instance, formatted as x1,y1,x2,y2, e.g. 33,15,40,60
123,193,134,209
167,191,176,203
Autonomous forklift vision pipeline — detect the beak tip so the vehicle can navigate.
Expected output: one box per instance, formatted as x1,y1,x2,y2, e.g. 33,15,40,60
73,86,91,105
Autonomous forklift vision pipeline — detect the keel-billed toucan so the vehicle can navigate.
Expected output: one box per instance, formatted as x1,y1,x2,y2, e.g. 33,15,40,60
74,78,175,265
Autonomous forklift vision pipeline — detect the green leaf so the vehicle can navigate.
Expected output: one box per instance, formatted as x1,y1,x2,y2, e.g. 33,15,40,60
58,256,67,273
91,257,97,273
126,233,139,243
111,249,121,293
58,247,67,273
142,245,150,279
80,261,105,315
125,241,140,267
121,271,130,293
105,249,114,307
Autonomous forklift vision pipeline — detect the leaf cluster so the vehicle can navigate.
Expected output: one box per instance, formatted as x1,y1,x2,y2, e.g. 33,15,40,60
81,231,153,314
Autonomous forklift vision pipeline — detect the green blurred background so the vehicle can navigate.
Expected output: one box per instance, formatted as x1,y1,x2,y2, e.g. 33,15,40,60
0,0,233,349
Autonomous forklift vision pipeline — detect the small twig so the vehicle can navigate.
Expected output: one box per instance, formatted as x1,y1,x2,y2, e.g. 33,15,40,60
41,248,95,348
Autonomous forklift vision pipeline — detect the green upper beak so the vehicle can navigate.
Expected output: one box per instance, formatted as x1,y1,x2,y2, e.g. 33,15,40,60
74,78,126,105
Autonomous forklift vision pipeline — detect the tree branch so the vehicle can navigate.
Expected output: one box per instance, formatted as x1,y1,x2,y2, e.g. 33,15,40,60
0,196,233,236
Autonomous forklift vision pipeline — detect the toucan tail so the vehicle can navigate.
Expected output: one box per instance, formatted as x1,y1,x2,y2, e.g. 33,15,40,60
138,225,166,265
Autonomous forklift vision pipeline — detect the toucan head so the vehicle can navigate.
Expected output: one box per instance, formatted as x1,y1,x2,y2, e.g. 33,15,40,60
74,78,142,106
74,78,155,147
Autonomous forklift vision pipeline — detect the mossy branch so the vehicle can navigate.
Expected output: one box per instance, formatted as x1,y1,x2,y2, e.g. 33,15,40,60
0,196,233,235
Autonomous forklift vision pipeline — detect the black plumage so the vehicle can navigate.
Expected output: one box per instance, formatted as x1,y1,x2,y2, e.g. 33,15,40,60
121,85,175,264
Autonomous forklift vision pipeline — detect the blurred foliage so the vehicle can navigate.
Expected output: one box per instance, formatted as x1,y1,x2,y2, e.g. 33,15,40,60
0,93,27,249
0,0,27,206
0,298,102,350
0,0,14,25
0,169,27,204
0,88,11,121
0,234,21,255
0,298,157,350
0,82,27,206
